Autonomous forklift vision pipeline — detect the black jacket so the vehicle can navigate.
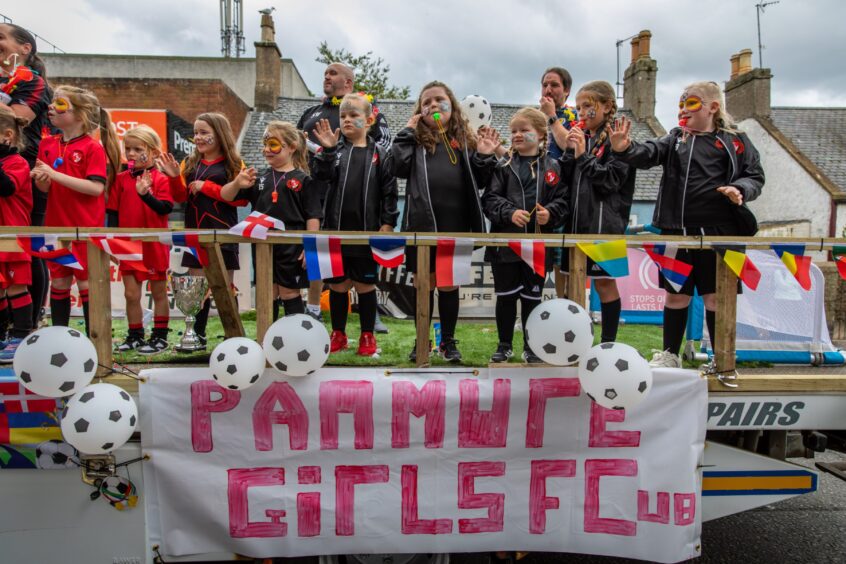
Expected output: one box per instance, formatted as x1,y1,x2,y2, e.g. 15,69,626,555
297,98,391,151
390,127,497,233
614,127,764,232
312,137,399,231
559,127,635,235
482,156,569,263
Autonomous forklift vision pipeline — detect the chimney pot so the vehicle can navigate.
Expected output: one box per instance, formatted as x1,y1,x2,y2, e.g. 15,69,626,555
738,48,753,75
630,37,640,64
260,13,275,42
730,53,740,80
637,30,652,59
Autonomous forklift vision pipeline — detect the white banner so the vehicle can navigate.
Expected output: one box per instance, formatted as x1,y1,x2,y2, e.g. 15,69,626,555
140,367,706,562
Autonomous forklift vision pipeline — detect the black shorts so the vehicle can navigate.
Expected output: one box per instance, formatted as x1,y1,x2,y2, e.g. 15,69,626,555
272,245,309,289
658,226,742,296
405,246,438,275
560,253,613,278
182,243,239,270
491,261,544,300
325,253,379,285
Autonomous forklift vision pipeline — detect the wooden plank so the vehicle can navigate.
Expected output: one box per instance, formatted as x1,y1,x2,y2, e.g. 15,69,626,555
202,242,244,339
714,255,738,374
708,373,846,393
554,265,567,299
567,247,587,308
415,245,431,368
86,241,113,376
255,243,273,344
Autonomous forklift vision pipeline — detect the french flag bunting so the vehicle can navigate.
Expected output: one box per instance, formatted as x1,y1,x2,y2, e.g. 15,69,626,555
369,236,406,268
89,236,147,271
507,240,546,277
16,235,83,270
435,238,473,287
642,243,692,292
229,211,285,240
303,235,344,281
158,232,209,266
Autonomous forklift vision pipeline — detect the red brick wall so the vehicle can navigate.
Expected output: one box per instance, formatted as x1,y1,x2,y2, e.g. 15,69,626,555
48,77,251,135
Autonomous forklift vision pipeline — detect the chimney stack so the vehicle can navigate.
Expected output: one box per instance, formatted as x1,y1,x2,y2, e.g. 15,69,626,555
623,30,659,125
725,48,772,121
254,12,281,112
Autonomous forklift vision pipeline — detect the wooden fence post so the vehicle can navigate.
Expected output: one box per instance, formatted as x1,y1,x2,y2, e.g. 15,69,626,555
714,256,738,374
255,243,273,344
567,246,587,308
415,245,431,367
202,242,244,339
86,241,112,376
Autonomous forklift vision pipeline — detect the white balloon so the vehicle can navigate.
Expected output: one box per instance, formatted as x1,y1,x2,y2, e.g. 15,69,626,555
263,314,329,377
169,247,189,274
525,299,594,365
60,383,138,455
460,94,492,131
210,337,266,390
578,342,653,411
13,326,98,397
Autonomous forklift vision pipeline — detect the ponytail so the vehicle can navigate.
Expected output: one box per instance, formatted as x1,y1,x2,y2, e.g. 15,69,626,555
293,132,310,175
4,24,47,79
98,108,122,193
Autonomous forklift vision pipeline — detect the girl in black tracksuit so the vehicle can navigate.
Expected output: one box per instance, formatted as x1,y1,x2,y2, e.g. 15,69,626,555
609,80,764,368
483,107,569,363
560,80,635,344
390,80,499,363
311,92,399,357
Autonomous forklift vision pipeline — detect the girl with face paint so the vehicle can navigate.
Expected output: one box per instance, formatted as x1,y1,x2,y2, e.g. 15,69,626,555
310,93,399,357
390,80,501,363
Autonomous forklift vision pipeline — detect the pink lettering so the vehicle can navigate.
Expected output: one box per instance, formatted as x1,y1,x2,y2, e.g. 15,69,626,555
298,466,321,484
458,379,511,448
392,380,446,448
297,493,321,537
674,493,696,525
227,467,286,538
525,378,581,448
401,465,453,534
584,459,638,536
319,381,375,449
253,381,309,451
588,402,641,448
457,461,506,533
529,459,576,533
191,380,240,452
637,490,670,524
335,465,389,536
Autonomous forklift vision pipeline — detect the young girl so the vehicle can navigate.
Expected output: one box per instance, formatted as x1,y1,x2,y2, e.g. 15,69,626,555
0,106,33,362
482,107,569,363
609,80,764,368
561,80,635,344
30,85,121,334
311,92,398,356
107,125,174,355
220,121,321,317
390,80,499,362
158,112,246,349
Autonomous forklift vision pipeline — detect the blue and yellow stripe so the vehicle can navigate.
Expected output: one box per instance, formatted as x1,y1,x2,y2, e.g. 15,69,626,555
702,470,817,496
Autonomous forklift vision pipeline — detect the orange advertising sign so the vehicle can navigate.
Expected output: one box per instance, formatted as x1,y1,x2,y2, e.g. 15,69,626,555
107,109,169,160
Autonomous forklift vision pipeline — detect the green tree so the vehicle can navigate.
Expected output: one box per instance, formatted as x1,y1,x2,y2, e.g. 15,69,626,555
316,41,411,100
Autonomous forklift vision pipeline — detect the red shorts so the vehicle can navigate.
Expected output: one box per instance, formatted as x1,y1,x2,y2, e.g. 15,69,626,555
47,241,89,281
0,261,32,288
120,267,167,282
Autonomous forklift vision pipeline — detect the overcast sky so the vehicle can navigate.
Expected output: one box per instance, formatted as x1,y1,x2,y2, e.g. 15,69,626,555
3,0,843,129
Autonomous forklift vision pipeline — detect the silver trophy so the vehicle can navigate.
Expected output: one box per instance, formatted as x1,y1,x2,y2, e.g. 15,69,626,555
170,275,209,352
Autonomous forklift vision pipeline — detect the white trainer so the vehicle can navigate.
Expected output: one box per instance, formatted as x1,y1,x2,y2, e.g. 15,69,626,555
649,349,682,368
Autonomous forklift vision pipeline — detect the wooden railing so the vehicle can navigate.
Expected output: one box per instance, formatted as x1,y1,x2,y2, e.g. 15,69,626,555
2,227,843,377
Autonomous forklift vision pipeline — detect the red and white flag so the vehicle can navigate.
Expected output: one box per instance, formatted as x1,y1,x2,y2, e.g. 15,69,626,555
229,211,285,240
89,236,147,271
435,238,473,287
507,240,546,277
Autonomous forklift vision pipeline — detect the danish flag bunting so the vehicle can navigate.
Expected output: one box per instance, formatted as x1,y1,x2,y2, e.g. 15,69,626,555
435,238,473,287
89,236,147,271
507,240,546,277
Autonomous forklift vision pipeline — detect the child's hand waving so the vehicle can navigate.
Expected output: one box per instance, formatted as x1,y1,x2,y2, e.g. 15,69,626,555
716,186,743,205
234,167,257,189
313,119,341,148
609,117,631,152
567,127,586,158
476,126,500,155
406,114,422,129
135,170,153,196
156,153,181,177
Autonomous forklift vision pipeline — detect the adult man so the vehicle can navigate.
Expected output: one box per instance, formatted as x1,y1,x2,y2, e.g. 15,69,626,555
538,66,577,159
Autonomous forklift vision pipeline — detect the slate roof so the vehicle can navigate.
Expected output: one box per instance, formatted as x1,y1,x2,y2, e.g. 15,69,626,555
241,97,664,201
770,107,846,195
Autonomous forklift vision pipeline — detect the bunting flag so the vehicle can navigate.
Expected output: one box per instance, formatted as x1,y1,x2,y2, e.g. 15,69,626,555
159,232,208,267
89,236,147,271
642,243,693,292
576,240,629,278
715,245,761,290
771,244,812,291
16,235,83,270
229,211,285,240
834,246,846,280
435,238,474,287
1,369,63,469
369,236,406,268
507,240,546,278
303,235,344,281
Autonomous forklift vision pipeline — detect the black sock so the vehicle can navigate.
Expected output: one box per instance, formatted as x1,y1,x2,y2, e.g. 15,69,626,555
194,297,211,337
79,289,89,336
600,298,622,343
358,290,377,333
438,289,460,340
0,297,9,341
495,295,517,346
8,292,33,339
706,309,716,350
272,298,281,321
127,324,144,340
520,297,540,348
282,296,305,315
29,257,48,327
663,306,689,356
50,287,71,327
329,290,349,332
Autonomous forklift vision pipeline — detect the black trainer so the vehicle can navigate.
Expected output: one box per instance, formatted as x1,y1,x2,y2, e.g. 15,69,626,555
522,347,543,364
115,334,145,353
408,341,432,362
490,343,513,363
137,336,169,355
439,338,462,363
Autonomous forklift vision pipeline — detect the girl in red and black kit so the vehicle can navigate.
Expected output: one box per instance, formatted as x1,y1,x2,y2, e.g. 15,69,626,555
0,106,33,362
30,85,121,335
158,112,246,348
107,125,174,355
0,23,52,328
